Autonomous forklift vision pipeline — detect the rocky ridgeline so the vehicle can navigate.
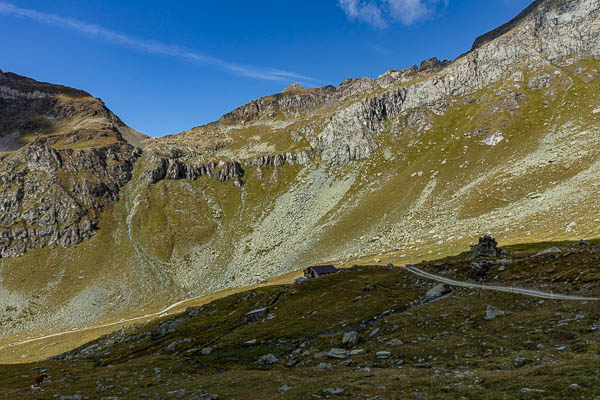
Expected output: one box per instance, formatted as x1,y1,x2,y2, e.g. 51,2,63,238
0,134,140,258
178,0,600,168
0,69,90,99
312,0,599,165
0,69,148,152
217,57,451,127
219,85,338,123
0,71,110,133
377,57,450,89
143,149,312,184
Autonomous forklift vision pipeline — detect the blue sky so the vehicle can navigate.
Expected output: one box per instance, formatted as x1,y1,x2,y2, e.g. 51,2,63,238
0,0,532,137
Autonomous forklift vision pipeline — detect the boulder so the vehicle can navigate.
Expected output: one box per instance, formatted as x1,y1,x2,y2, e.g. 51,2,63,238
387,339,404,346
258,353,278,365
534,247,562,256
323,388,345,395
278,384,292,393
315,362,333,371
327,348,349,359
484,306,504,321
201,347,212,355
514,357,528,367
425,283,451,299
376,351,391,359
342,331,360,349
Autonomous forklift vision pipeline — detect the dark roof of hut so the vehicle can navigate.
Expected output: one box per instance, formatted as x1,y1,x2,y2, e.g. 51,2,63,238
306,265,338,274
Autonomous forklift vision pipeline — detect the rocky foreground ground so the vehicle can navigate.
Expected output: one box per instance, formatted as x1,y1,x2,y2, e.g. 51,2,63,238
1,239,599,399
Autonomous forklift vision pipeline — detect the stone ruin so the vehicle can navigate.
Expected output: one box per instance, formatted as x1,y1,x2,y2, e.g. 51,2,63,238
468,235,500,260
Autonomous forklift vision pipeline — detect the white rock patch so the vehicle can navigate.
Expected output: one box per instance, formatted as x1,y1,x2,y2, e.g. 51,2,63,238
482,131,504,146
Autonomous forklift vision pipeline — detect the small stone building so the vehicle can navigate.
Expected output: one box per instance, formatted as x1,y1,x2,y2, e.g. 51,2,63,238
468,235,500,260
303,265,339,279
245,307,268,323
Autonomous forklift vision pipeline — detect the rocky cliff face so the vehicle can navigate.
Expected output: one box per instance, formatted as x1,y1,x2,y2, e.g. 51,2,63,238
2,0,600,341
0,135,140,257
0,72,145,257
143,150,312,184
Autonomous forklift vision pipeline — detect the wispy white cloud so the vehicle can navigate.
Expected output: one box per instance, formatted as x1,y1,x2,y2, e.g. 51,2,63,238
339,0,388,28
339,0,448,28
0,2,315,83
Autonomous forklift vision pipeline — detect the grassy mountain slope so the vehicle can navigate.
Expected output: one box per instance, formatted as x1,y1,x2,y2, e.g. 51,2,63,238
1,239,600,398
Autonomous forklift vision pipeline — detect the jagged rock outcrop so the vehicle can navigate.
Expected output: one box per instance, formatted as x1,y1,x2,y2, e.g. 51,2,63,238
305,0,600,166
0,135,140,257
471,0,547,51
336,78,379,101
248,150,312,167
0,70,149,258
419,57,450,73
143,149,313,184
377,66,419,89
219,85,337,123
218,77,382,124
143,155,244,184
312,88,406,165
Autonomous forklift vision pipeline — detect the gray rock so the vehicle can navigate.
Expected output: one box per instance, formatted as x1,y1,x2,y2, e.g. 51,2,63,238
278,384,292,393
167,389,186,397
315,362,333,371
484,306,504,321
165,341,177,353
425,284,450,299
328,348,349,359
387,339,404,346
323,388,345,395
201,347,213,355
342,331,360,349
535,247,562,256
514,357,528,367
258,353,279,365
0,140,140,258
528,74,552,90
190,395,219,400
376,351,392,359
520,388,544,393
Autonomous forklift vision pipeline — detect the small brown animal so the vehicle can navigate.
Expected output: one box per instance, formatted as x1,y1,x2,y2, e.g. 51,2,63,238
35,373,47,385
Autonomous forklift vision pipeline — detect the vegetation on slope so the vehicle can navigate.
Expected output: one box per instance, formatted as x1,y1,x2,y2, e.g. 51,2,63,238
1,239,599,399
